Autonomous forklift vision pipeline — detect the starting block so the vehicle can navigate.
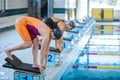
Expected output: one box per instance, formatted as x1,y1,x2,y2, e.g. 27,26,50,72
3,55,45,80
47,47,63,67
73,28,82,37
39,46,62,67
39,45,61,53
63,37,73,51
66,29,79,34
63,28,81,51
63,30,79,44
14,70,45,80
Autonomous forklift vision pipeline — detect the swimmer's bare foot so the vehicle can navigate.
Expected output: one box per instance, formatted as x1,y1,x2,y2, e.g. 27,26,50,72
59,46,63,52
32,63,40,68
33,64,44,74
5,50,13,60
39,67,45,74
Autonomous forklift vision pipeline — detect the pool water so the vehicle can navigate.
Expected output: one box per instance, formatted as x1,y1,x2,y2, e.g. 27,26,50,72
61,68,120,80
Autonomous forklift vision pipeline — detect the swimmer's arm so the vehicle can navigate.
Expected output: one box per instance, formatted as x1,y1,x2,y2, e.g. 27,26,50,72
40,31,50,55
55,37,63,52
38,22,51,65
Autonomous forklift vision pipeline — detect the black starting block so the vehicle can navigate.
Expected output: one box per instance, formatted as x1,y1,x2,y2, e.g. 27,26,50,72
3,55,40,73
66,30,79,34
63,37,72,41
49,47,61,53
39,45,61,53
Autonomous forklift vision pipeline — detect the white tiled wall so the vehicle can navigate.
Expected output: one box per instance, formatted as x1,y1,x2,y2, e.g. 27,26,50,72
0,0,28,29
53,0,66,19
6,0,28,9
53,0,65,8
0,1,1,10
76,0,81,20
0,14,27,29
114,10,120,20
79,0,88,19
53,14,65,19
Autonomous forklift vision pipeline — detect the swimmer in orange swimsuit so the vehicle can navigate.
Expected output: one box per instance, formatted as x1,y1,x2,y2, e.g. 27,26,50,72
5,16,62,73
42,17,75,51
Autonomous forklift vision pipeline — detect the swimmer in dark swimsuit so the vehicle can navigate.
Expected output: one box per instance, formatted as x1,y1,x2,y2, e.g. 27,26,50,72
5,16,62,74
42,17,75,52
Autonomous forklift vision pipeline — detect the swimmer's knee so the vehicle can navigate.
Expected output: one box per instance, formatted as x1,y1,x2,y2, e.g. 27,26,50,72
33,38,39,45
24,41,32,48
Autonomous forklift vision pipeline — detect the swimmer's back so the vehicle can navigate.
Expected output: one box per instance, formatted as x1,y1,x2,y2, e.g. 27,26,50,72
16,16,42,28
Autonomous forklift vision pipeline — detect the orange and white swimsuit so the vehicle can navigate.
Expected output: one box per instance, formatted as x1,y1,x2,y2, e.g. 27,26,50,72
15,16,41,41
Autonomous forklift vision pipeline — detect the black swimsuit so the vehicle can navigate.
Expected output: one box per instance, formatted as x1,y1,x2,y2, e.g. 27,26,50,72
45,17,62,29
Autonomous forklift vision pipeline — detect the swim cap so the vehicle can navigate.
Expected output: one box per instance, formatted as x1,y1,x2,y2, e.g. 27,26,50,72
52,28,62,39
67,21,75,29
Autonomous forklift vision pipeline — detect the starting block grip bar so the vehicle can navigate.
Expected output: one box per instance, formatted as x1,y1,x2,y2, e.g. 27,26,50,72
63,37,72,41
39,46,61,53
66,30,79,34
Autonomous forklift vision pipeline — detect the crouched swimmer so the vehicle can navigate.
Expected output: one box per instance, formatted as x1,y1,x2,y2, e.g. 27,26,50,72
5,16,62,73
42,17,75,52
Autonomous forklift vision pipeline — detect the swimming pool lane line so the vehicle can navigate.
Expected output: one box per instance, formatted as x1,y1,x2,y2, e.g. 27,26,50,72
84,65,120,69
